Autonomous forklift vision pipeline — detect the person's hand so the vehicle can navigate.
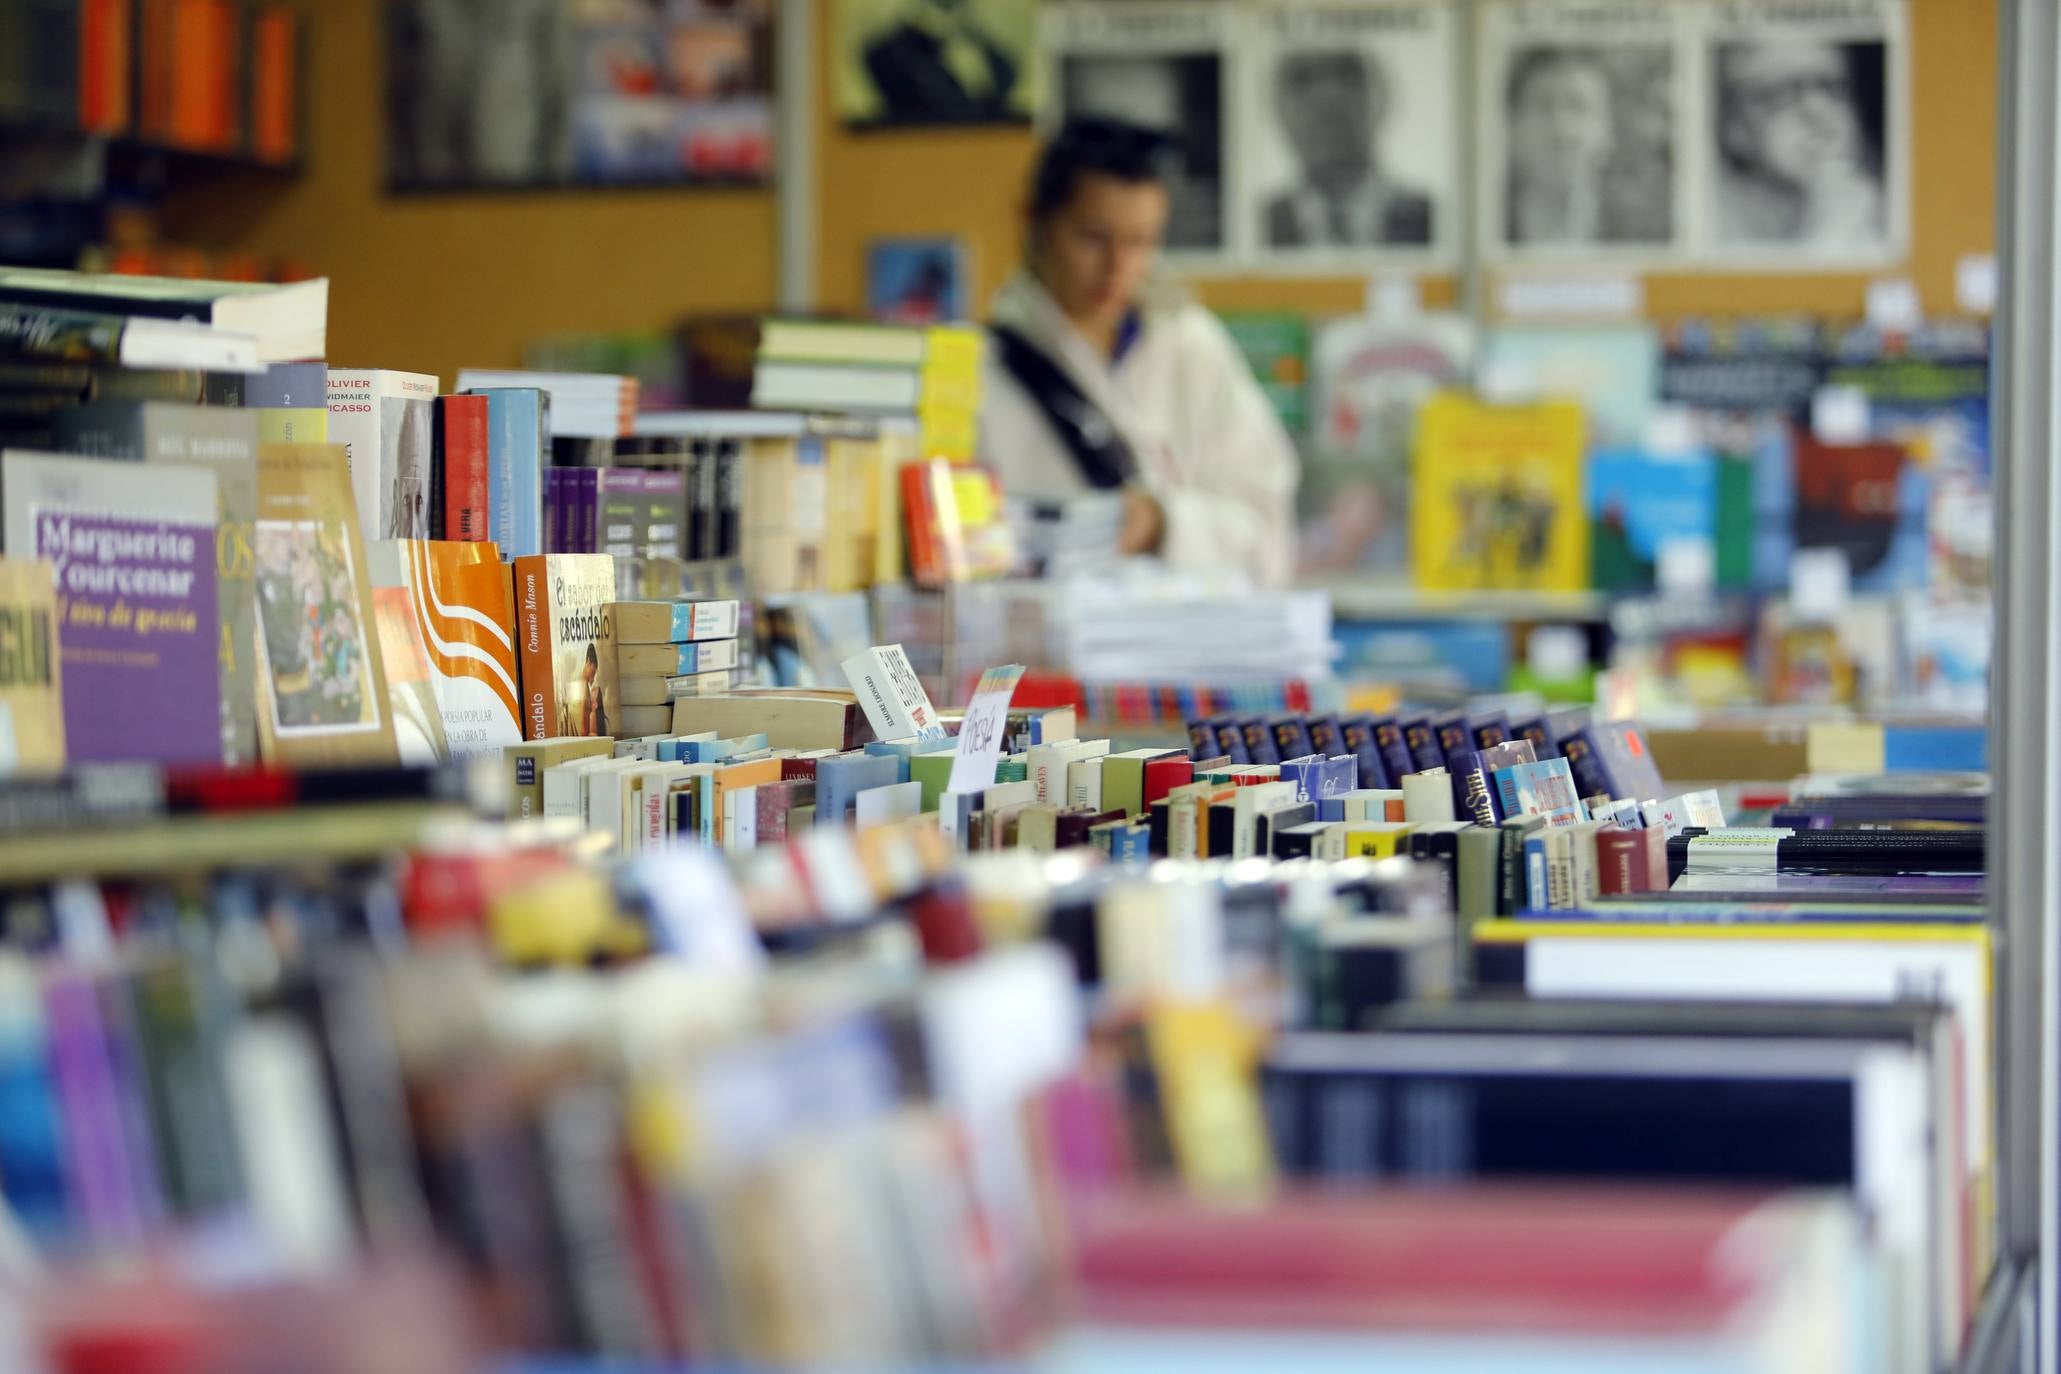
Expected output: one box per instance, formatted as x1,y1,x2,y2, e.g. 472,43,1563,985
1117,486,1166,556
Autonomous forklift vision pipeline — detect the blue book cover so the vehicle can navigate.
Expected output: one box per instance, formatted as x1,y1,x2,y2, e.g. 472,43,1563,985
1511,717,1548,758
1592,719,1667,803
1524,833,1550,909
1109,823,1151,863
1400,715,1443,772
1186,718,1218,761
1588,445,1718,592
1213,717,1252,765
1240,717,1282,766
1277,753,1323,803
1315,753,1358,802
472,387,547,558
1317,797,1345,823
863,739,918,784
1270,715,1315,761
1446,750,1502,827
1339,715,1390,790
1306,715,1345,758
1370,715,1415,782
1509,759,1584,826
1432,710,1472,764
816,751,901,825
1468,712,1514,750
1558,723,1611,801
1493,765,1525,819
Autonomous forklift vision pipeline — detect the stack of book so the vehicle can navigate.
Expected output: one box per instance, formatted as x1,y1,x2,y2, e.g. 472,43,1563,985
454,367,638,439
599,597,744,738
749,318,984,448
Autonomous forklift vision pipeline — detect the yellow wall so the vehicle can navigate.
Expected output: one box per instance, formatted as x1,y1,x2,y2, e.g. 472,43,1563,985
168,0,1995,381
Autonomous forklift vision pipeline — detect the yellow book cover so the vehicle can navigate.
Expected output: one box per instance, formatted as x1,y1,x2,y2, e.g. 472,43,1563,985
1146,1001,1273,1201
0,557,65,775
1411,393,1588,591
1345,823,1414,858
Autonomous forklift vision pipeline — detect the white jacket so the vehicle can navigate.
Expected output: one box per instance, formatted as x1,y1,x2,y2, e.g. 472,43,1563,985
979,272,1300,588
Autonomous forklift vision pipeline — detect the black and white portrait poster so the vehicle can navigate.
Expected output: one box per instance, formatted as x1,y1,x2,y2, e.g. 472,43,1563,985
1702,0,1906,263
1044,2,1229,255
386,0,774,192
1478,0,1683,260
837,0,1038,129
1242,0,1458,267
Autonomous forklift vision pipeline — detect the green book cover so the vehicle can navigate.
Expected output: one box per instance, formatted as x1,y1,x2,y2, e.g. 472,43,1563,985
1219,312,1309,434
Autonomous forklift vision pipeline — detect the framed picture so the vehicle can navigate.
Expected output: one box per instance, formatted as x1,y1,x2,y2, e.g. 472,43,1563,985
385,0,774,192
837,0,1039,128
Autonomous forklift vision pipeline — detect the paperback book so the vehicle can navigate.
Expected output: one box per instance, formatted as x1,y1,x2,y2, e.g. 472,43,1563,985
1,450,220,765
0,557,64,774
513,553,616,740
252,443,398,766
326,368,438,540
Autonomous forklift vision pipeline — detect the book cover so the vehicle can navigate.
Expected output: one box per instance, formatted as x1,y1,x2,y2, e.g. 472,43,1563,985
251,444,398,766
1369,715,1413,782
604,599,740,644
326,368,438,540
1790,436,1925,591
2,451,220,766
436,395,489,542
1589,446,1718,592
1411,393,1588,592
49,399,259,764
1301,314,1472,578
365,569,449,765
0,558,65,774
1506,759,1585,827
512,554,615,740
244,361,329,442
371,540,525,760
468,387,549,559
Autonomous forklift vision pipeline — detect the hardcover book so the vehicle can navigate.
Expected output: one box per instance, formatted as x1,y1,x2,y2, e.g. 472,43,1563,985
0,557,64,774
512,553,616,740
252,444,397,766
50,399,260,764
326,368,438,540
2,450,220,765
436,395,490,542
466,387,548,558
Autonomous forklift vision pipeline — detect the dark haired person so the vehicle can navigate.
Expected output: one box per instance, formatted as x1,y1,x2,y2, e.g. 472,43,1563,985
981,117,1298,587
1265,50,1432,248
1714,41,1884,247
1504,45,1670,246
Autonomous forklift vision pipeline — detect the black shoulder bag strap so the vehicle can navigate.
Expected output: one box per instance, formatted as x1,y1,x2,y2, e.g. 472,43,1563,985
990,324,1138,491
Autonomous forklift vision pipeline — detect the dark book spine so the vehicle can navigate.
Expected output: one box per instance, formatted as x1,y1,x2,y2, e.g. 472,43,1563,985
429,398,447,540
1559,727,1612,801
1147,799,1171,858
685,440,711,560
714,439,741,560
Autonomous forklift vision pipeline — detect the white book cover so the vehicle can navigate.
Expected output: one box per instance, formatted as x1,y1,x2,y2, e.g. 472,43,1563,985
327,369,438,540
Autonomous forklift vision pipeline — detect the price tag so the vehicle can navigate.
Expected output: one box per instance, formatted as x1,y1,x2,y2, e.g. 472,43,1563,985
1791,548,1852,620
841,644,947,742
1865,276,1922,333
948,663,1025,794
1810,385,1872,444
1367,274,1420,321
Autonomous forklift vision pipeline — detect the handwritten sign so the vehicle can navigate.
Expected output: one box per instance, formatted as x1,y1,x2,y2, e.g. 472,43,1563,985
948,663,1025,794
841,644,946,742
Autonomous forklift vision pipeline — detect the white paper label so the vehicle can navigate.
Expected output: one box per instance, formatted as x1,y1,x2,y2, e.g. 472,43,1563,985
947,663,1025,794
1643,406,1699,458
1655,537,1716,598
1498,273,1644,320
1811,385,1872,444
1956,254,1998,315
1864,276,1922,333
841,643,947,743
0,703,17,775
1790,548,1852,619
1367,274,1421,321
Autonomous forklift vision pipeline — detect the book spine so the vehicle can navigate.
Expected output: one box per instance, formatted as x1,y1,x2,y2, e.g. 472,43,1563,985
0,302,128,363
1523,836,1548,910
428,400,446,540
515,559,553,740
714,440,741,560
440,395,489,542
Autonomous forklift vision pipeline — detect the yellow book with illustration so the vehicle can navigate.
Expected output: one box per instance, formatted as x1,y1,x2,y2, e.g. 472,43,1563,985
1412,393,1588,592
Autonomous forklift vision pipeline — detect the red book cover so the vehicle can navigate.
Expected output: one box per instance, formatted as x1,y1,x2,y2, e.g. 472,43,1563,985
780,757,820,782
1595,826,1645,895
80,0,133,133
438,395,491,543
136,0,174,139
1142,757,1193,811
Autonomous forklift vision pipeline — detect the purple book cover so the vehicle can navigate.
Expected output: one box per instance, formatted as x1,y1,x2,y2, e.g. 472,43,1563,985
44,971,145,1245
3,453,221,766
43,511,219,764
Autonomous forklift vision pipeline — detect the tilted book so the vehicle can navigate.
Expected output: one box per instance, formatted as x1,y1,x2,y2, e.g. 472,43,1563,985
2,450,220,765
252,443,398,767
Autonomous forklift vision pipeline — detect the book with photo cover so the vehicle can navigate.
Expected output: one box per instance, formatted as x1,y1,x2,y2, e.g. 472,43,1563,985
2,450,220,765
252,443,398,767
1411,393,1587,593
326,368,438,541
512,553,616,740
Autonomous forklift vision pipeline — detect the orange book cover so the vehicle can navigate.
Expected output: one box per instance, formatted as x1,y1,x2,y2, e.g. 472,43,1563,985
250,4,297,163
80,0,134,134
136,0,174,139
